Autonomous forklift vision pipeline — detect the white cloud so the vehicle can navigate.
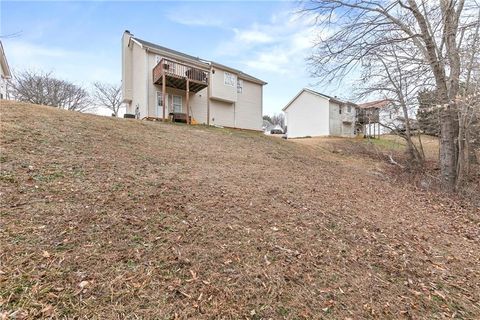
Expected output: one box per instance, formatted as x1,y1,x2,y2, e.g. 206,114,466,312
215,10,321,76
165,6,225,27
5,40,119,84
169,15,224,27
7,41,73,59
233,28,274,44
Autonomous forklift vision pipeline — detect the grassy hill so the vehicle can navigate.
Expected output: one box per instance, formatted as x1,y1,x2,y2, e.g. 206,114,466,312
1,101,479,319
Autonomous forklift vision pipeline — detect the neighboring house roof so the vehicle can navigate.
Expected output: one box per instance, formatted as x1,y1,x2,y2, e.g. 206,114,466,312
130,34,267,85
357,100,390,109
282,88,355,111
0,41,12,79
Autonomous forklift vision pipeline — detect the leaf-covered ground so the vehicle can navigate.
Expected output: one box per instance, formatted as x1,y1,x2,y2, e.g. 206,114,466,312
1,101,479,319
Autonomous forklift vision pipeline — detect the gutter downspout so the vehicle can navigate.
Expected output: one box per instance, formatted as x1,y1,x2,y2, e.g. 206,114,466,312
145,47,149,118
207,64,212,125
233,102,236,128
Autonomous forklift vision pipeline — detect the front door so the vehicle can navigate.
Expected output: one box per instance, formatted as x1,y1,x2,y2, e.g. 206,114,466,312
156,91,169,119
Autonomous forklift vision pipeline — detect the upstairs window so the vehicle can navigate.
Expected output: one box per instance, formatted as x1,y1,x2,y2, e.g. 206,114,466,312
237,79,243,93
339,107,342,114
347,105,351,113
224,72,235,87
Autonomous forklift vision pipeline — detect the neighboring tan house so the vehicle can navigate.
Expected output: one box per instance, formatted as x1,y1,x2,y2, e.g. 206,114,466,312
121,31,267,130
282,88,356,138
0,41,12,100
357,100,405,137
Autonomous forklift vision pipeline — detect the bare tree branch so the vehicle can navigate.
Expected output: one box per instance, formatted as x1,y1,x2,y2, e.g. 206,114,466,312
92,82,122,116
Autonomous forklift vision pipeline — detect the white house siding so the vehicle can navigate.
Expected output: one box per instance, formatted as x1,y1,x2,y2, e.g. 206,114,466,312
364,107,406,135
210,67,237,103
130,43,148,117
329,102,342,136
285,91,330,138
341,105,356,137
210,100,234,127
0,42,10,94
234,79,263,130
0,63,7,99
190,88,208,124
121,33,133,103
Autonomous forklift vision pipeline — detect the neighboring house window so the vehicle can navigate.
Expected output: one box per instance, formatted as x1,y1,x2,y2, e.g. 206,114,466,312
237,79,243,93
347,105,351,113
224,72,235,87
173,95,182,113
339,107,342,114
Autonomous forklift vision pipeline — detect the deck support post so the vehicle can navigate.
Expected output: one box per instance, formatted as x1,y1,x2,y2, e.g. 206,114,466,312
186,78,190,125
207,71,210,126
162,73,166,121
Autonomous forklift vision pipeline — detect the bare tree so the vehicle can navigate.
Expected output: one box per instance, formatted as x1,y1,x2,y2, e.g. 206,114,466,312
357,44,427,165
271,113,286,131
456,10,480,188
92,82,122,117
10,69,92,112
305,0,479,191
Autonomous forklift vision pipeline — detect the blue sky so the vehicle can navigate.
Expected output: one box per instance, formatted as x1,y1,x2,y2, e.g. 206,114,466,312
1,1,352,116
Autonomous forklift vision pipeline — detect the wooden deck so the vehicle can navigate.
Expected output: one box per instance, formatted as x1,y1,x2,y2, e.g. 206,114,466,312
153,58,209,93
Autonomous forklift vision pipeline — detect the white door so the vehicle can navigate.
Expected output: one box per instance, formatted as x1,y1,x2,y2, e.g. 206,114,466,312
156,91,169,118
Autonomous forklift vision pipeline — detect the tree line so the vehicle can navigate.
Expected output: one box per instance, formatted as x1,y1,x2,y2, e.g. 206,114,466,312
305,0,479,192
7,69,123,117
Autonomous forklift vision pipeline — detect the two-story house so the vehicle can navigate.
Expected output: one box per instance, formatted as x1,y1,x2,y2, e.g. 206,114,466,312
121,31,266,131
282,88,356,138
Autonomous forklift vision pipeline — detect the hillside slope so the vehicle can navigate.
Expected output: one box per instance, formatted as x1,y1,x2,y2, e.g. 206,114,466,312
1,101,479,319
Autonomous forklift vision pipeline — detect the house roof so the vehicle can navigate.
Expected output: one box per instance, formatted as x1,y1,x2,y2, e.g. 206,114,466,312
282,88,355,111
210,61,267,85
0,41,12,79
131,34,267,85
357,99,390,109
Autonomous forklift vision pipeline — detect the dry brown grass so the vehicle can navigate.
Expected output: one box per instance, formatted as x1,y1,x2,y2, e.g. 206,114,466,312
1,101,479,319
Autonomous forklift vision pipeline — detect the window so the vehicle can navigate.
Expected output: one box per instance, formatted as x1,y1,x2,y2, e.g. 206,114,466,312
347,105,351,113
173,95,182,113
224,72,235,87
156,92,163,107
237,79,243,93
339,107,342,114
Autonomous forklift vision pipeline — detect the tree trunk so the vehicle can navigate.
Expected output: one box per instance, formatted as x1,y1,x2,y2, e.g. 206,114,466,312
439,104,458,191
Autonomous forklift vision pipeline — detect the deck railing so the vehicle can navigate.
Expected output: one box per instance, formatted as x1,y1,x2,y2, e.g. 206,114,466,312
153,58,208,85
356,109,380,124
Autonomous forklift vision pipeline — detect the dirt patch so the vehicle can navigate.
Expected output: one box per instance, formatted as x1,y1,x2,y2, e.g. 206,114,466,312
1,101,479,319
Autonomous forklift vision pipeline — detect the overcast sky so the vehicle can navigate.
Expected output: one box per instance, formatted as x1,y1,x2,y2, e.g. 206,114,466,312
1,1,354,116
